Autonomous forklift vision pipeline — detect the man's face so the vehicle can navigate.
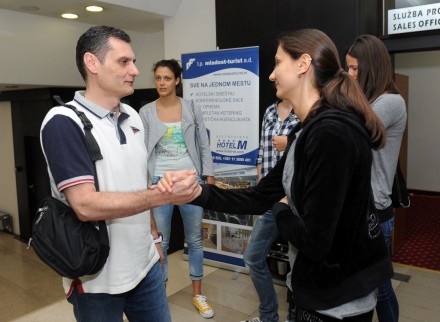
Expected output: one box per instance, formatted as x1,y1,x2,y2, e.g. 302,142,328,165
95,37,139,98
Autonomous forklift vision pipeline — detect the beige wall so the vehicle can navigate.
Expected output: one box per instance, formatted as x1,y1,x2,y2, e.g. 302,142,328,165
395,51,440,192
0,9,165,90
0,0,216,90
0,101,19,234
164,0,217,59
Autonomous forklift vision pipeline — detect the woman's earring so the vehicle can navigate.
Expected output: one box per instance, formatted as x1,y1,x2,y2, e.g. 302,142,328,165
297,73,302,78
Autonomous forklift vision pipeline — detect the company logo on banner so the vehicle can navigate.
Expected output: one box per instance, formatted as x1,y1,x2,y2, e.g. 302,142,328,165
182,47,259,168
388,3,440,35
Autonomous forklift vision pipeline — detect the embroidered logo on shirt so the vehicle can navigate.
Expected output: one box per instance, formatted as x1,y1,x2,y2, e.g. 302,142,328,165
130,126,140,134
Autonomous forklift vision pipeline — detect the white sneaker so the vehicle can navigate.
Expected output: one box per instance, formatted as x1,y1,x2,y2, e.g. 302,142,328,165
192,295,215,318
240,318,262,322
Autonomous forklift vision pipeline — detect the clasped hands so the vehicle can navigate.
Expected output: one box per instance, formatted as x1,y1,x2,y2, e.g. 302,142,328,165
150,169,202,205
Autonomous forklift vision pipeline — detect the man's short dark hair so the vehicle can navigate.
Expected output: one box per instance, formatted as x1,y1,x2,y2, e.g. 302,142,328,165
76,25,131,81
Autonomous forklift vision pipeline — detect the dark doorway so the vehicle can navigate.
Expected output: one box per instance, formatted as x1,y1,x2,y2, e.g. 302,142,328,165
23,136,50,240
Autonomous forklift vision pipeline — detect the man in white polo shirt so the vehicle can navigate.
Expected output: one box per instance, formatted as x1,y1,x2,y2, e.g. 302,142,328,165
40,25,201,322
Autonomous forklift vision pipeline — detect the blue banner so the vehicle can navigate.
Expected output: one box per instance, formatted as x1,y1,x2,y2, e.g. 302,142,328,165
182,47,259,168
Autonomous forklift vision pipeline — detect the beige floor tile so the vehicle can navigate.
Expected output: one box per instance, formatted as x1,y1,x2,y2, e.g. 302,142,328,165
166,251,194,296
168,302,219,322
168,288,249,322
166,250,219,296
11,300,75,322
3,232,440,322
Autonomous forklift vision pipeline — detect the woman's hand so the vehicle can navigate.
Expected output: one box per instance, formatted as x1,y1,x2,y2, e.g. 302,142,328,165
272,135,288,152
279,197,288,205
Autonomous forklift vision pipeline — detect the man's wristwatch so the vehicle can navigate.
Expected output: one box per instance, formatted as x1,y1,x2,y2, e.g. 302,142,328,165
153,232,163,244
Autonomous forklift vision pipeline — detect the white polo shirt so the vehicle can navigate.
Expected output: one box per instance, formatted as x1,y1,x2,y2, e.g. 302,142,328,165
40,91,158,295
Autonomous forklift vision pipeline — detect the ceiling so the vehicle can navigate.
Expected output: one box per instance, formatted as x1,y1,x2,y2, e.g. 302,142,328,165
0,0,180,92
0,0,169,33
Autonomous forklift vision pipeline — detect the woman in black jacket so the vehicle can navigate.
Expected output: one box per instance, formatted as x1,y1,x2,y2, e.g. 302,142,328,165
157,29,393,322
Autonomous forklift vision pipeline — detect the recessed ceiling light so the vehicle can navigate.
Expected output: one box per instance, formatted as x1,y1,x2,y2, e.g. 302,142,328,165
86,6,104,12
61,13,79,19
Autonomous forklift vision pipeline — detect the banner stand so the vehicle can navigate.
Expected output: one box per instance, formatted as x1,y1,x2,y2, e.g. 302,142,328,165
181,47,259,272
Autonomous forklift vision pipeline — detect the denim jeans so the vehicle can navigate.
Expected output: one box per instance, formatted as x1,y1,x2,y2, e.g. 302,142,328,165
152,176,204,283
376,217,399,322
67,262,171,322
244,210,280,322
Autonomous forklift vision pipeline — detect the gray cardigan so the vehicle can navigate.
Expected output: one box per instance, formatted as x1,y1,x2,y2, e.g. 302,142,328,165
139,97,214,184
371,93,407,210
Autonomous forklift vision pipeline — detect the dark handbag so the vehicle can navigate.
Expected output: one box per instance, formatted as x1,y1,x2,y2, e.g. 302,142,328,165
29,196,109,279
368,187,381,239
390,160,410,208
28,96,109,279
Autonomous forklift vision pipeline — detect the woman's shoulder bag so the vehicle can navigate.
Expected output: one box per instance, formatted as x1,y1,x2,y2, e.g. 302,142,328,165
391,160,410,208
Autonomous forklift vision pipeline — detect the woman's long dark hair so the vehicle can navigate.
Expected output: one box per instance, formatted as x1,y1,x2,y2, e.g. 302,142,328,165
278,29,385,149
346,34,400,103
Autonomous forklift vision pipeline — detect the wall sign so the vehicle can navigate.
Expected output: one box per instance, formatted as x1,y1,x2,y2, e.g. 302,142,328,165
388,3,440,35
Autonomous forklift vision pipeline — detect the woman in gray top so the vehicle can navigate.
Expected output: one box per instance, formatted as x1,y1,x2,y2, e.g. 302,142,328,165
139,59,215,319
346,34,407,322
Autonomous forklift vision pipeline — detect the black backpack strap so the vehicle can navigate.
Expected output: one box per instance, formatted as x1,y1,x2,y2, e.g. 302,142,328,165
53,95,108,247
53,95,103,162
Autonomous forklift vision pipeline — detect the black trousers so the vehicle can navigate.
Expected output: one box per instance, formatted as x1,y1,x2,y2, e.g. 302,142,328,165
296,308,374,322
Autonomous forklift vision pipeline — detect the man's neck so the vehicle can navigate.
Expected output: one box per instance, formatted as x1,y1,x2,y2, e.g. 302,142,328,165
84,89,120,112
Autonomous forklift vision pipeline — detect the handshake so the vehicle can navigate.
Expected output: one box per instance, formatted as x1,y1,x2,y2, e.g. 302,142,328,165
150,169,202,205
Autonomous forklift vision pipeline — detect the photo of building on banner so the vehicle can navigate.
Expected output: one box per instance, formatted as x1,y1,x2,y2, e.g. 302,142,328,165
182,47,259,269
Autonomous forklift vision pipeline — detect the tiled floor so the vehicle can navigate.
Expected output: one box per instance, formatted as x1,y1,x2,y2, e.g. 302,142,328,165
1,231,440,322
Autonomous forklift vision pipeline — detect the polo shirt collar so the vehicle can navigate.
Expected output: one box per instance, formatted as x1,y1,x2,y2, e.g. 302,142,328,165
73,91,129,120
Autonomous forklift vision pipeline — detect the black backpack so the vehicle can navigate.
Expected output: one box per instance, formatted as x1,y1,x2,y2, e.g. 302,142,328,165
28,97,109,279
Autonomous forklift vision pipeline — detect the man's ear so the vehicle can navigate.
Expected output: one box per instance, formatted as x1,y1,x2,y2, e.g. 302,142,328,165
84,52,99,75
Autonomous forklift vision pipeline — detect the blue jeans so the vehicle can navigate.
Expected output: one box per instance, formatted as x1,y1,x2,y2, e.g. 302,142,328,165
67,262,171,322
376,217,399,322
244,210,280,322
152,176,204,283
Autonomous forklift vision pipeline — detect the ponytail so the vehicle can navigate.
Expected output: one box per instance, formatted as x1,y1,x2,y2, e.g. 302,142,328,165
310,70,386,150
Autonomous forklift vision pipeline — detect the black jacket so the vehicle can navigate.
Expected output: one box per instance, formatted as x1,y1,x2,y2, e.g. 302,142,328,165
193,107,393,310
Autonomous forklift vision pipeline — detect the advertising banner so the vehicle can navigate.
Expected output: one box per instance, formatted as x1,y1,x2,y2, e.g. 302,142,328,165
181,47,259,270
